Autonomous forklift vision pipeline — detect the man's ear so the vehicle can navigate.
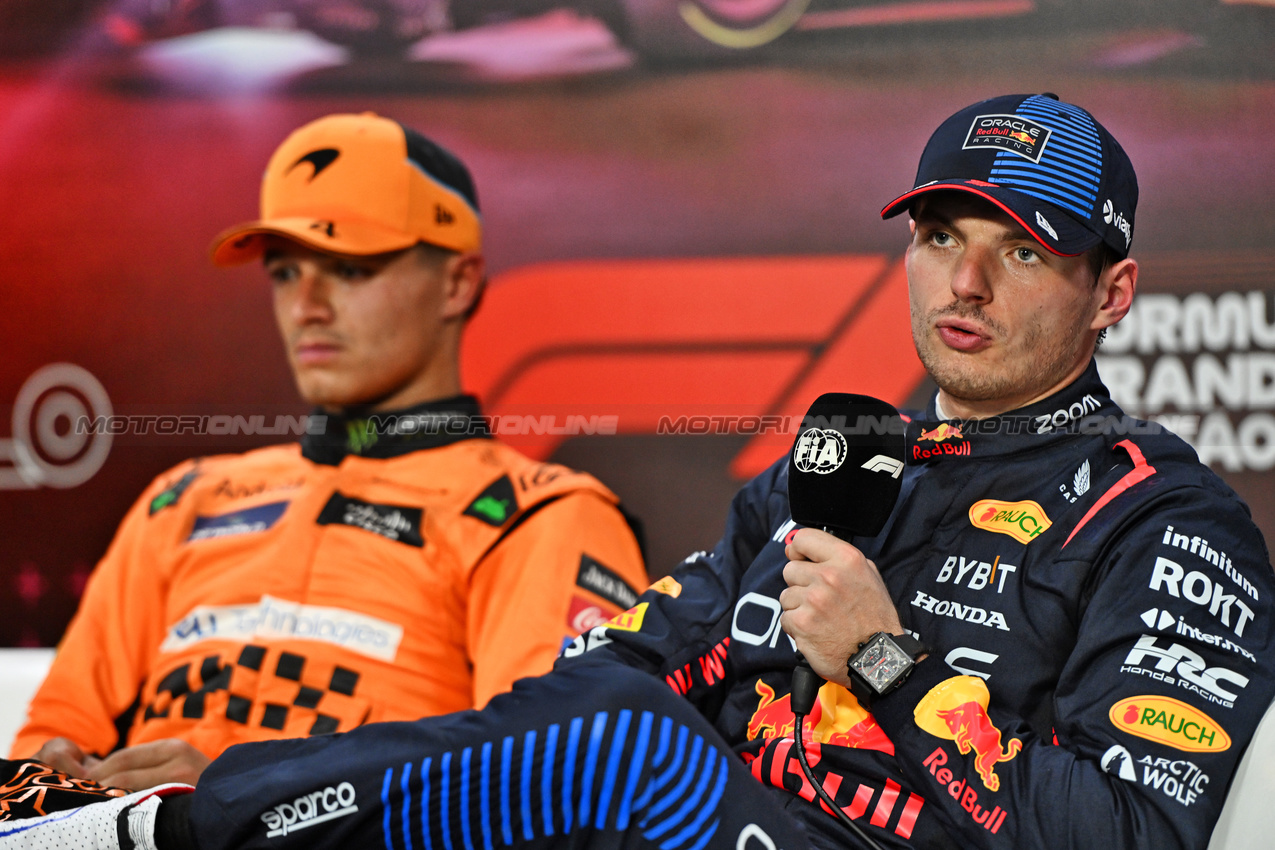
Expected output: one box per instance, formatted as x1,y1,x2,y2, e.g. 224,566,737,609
1092,257,1137,332
441,252,486,321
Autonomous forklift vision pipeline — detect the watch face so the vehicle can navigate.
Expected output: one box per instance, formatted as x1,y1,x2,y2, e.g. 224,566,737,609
853,634,912,693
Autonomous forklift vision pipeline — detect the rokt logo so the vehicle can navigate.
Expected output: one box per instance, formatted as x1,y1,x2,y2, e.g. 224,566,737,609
1148,556,1255,637
968,499,1052,544
261,782,357,838
792,428,847,474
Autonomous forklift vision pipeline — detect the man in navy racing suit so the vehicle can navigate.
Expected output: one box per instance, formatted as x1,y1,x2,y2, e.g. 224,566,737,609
3,93,1272,850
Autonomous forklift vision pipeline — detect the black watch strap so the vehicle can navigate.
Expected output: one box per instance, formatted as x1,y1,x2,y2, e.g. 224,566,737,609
890,633,929,659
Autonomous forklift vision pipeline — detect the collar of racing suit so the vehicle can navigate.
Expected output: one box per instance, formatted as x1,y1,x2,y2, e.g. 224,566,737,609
300,394,491,465
906,359,1139,463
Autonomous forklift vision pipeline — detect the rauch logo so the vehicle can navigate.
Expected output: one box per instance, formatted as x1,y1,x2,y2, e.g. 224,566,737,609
968,499,1052,544
1108,695,1231,753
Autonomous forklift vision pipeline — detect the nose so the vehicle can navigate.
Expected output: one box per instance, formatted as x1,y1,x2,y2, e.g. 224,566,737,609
949,245,994,304
288,264,335,326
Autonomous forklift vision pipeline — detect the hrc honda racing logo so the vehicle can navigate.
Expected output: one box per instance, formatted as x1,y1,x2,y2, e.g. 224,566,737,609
261,782,358,838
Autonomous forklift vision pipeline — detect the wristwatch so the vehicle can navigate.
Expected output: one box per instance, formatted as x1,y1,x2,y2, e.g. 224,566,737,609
846,632,929,706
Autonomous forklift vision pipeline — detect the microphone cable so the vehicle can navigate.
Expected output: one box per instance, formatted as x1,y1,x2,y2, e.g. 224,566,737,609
790,660,888,850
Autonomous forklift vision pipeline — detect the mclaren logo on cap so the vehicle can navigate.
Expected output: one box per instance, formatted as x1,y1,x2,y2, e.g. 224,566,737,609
288,148,341,181
963,115,1051,163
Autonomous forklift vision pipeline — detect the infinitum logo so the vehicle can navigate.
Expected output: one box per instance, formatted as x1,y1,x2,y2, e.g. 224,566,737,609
261,782,358,838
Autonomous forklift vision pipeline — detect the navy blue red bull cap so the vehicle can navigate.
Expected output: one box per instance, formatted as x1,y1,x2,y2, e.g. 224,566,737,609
881,93,1138,258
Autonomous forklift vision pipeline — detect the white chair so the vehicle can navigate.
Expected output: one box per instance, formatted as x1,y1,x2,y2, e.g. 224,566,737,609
1208,696,1275,850
0,648,55,755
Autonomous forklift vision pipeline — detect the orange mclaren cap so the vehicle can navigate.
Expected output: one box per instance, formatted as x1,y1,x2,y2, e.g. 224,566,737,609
210,112,481,265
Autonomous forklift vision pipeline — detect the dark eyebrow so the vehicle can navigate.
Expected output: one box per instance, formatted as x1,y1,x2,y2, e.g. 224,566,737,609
262,248,284,265
912,202,954,230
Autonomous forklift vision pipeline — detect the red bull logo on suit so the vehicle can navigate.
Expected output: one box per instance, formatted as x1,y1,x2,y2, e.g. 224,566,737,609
914,676,1021,792
747,680,894,754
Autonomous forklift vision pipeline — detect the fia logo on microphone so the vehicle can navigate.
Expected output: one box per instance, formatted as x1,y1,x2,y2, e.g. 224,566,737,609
792,428,847,474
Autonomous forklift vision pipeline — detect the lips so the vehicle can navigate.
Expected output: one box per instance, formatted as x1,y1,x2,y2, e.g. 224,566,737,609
293,340,341,366
936,319,991,353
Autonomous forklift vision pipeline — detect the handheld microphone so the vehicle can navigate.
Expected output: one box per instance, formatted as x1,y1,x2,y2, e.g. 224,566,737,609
783,393,906,850
787,392,907,539
785,391,907,710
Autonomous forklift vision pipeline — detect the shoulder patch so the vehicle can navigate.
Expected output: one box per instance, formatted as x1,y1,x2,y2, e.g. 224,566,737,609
577,554,638,609
464,475,518,527
150,468,200,515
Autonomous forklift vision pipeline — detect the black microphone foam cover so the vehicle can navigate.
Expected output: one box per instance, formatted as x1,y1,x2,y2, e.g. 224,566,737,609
786,393,907,538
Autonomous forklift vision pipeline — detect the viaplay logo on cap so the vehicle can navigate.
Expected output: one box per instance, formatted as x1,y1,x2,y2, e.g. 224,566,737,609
963,114,1052,164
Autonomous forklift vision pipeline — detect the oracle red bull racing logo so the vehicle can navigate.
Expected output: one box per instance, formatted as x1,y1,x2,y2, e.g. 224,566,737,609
914,676,1021,792
747,680,893,754
963,114,1051,163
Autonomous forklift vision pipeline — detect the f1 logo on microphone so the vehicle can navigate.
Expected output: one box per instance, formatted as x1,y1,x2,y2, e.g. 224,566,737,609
862,455,904,478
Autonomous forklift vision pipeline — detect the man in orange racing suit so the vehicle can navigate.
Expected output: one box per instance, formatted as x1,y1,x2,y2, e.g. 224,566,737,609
8,113,647,791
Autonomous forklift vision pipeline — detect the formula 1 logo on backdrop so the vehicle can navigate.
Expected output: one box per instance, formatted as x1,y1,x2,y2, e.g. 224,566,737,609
0,363,113,490
460,255,926,479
